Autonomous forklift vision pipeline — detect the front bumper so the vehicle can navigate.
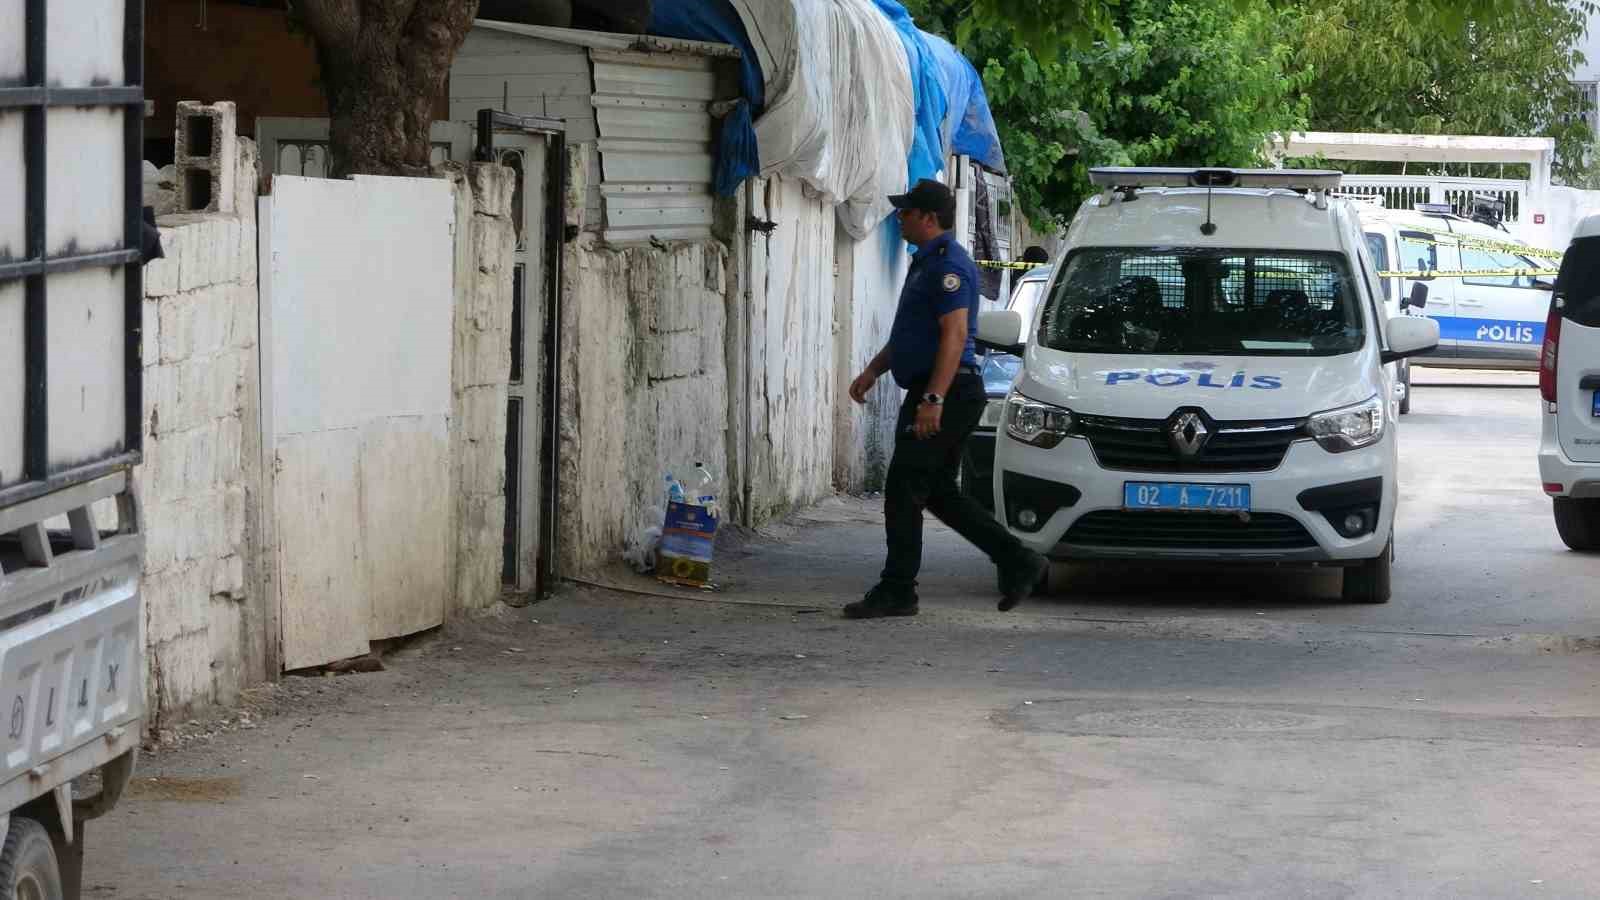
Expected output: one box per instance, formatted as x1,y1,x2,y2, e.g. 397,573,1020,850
992,431,1396,563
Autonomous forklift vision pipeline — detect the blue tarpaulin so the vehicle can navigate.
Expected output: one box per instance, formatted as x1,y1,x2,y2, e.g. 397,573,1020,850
922,31,1006,174
648,0,764,195
869,0,948,187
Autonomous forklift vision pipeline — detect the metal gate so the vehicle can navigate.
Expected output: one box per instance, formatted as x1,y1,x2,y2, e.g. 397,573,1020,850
476,111,567,598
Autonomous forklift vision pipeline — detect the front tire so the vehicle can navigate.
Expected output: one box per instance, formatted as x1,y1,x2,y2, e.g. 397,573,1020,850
1342,537,1393,604
1398,361,1412,416
1554,498,1600,552
0,817,63,900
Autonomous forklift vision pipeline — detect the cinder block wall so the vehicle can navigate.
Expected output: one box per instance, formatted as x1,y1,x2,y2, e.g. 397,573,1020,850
136,134,267,729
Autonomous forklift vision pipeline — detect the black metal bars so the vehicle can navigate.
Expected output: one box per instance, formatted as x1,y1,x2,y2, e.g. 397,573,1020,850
0,0,145,509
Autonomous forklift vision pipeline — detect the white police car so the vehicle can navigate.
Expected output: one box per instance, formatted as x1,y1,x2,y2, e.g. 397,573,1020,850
1538,215,1600,551
1359,203,1558,414
977,168,1440,603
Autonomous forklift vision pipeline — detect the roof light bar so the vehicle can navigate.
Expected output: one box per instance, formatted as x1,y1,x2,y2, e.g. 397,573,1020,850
1414,202,1457,216
1087,167,1343,192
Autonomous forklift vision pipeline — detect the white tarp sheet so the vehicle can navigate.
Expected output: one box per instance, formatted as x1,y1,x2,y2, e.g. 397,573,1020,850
729,0,915,239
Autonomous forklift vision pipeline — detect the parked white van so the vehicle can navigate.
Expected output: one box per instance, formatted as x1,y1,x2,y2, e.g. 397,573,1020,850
1538,215,1600,551
1359,204,1558,412
977,168,1440,603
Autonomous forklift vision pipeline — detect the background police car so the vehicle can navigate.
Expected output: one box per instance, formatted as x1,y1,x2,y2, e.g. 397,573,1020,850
1359,205,1558,413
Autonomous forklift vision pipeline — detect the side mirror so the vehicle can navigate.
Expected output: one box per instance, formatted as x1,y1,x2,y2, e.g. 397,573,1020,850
976,309,1025,355
1382,315,1440,364
1401,282,1428,310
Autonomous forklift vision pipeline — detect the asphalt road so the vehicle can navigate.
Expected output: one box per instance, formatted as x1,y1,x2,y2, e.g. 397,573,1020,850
729,368,1596,639
84,372,1600,899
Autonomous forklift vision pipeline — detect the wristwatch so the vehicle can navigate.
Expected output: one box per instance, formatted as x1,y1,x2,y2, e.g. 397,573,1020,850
921,392,944,406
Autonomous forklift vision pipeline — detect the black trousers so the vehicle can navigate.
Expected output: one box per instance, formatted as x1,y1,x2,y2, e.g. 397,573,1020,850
881,372,1027,590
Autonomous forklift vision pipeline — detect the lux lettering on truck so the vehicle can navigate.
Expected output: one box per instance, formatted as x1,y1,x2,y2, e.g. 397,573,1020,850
1104,371,1285,389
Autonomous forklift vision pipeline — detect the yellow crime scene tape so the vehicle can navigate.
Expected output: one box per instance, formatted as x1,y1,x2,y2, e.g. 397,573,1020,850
1396,234,1563,259
976,260,1040,270
1378,268,1559,279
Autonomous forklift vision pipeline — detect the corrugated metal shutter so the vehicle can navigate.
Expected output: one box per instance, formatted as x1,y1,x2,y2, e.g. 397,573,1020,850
590,49,717,243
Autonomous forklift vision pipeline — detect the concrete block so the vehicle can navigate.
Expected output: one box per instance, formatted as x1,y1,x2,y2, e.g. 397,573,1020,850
215,414,243,484
158,287,233,364
174,101,238,215
140,501,183,574
145,363,183,436
144,235,179,297
228,281,258,350
172,492,228,564
141,298,160,367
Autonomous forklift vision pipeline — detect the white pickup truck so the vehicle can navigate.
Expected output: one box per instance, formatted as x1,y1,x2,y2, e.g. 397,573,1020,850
0,4,149,896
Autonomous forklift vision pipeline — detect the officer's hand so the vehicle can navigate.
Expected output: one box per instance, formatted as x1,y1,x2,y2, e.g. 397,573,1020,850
849,371,877,404
913,402,942,440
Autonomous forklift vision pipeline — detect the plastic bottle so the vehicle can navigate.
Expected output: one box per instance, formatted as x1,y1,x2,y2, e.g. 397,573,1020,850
664,471,687,506
685,462,719,520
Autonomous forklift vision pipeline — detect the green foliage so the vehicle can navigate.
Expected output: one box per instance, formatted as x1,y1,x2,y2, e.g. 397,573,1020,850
911,0,1600,225
912,0,1311,227
1292,0,1596,181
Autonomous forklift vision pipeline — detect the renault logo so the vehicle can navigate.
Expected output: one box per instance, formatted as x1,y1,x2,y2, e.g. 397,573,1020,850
1167,411,1210,458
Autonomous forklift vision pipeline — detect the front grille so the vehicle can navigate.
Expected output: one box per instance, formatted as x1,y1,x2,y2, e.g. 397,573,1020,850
1064,510,1317,550
1077,413,1303,473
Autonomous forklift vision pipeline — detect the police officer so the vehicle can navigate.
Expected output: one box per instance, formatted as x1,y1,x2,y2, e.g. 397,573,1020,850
844,179,1048,619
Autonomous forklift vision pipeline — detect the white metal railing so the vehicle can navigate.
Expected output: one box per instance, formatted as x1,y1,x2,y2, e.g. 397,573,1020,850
1340,175,1526,224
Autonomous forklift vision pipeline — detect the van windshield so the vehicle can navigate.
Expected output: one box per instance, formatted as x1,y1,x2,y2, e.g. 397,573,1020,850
1037,248,1365,356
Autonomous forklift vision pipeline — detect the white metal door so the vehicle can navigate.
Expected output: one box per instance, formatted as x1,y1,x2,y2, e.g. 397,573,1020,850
260,176,456,669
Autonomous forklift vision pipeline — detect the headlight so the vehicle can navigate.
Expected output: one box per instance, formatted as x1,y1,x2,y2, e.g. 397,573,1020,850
1005,394,1074,449
1307,395,1385,452
979,399,1006,429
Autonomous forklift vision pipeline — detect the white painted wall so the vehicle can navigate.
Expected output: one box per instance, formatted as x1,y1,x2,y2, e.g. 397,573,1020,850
834,215,909,493
261,175,456,670
743,175,838,521
558,237,730,575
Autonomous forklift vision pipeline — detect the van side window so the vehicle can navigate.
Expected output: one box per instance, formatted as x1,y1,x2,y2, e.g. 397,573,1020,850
1363,232,1391,300
1397,231,1437,275
1555,236,1600,328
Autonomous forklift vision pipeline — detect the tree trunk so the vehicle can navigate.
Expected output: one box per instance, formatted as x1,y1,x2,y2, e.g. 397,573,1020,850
296,0,480,178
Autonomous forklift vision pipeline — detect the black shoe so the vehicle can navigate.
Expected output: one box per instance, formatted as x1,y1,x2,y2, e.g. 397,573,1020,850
843,584,919,619
997,551,1049,612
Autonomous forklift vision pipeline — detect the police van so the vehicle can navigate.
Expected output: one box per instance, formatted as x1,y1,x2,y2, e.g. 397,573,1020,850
976,167,1440,603
1358,203,1558,412
1538,215,1600,551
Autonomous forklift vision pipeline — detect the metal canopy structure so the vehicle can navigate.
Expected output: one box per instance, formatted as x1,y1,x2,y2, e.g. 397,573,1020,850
1089,167,1344,192
0,0,146,507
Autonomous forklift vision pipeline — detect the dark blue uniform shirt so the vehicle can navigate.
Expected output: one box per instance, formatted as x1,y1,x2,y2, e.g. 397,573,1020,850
888,232,980,389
